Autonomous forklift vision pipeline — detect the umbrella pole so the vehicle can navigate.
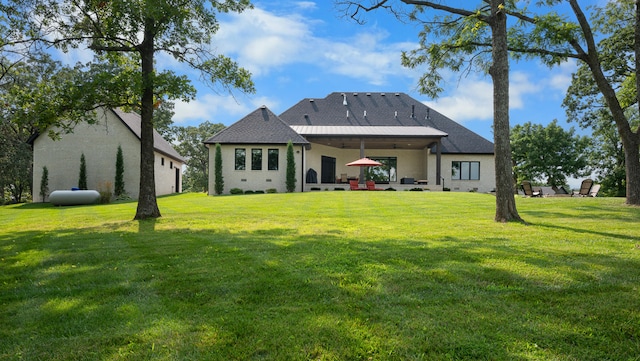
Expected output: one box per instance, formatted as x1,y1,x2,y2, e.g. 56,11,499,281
359,139,365,183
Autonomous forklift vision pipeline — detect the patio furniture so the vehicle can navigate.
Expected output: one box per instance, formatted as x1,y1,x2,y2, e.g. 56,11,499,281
339,173,347,183
400,177,414,184
349,179,366,191
589,184,601,197
521,180,541,197
366,180,384,191
572,179,593,197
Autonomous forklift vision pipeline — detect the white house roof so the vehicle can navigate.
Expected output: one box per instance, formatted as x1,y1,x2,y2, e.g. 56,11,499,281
289,125,448,137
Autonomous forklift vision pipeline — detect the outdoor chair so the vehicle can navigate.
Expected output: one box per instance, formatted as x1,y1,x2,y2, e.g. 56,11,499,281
589,184,601,197
521,180,541,197
349,179,365,190
572,179,594,197
340,173,348,184
366,180,383,191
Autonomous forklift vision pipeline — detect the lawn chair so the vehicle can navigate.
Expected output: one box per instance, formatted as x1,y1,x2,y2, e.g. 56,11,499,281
572,179,593,197
349,179,365,191
339,173,347,184
366,180,383,191
521,180,541,197
589,184,601,197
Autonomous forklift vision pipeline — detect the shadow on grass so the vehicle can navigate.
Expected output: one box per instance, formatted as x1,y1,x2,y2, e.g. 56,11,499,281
1,226,640,360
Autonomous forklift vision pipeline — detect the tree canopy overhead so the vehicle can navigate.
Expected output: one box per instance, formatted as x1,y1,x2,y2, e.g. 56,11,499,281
14,0,255,219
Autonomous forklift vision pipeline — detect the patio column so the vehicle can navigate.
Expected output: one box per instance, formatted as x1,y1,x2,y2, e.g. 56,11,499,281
436,139,442,186
359,138,365,183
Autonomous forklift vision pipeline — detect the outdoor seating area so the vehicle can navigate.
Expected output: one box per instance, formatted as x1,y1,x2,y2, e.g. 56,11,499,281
520,179,600,198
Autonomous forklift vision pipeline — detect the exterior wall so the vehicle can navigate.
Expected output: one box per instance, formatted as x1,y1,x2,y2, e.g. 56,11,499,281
155,153,183,195
431,154,496,193
208,143,305,195
33,110,182,202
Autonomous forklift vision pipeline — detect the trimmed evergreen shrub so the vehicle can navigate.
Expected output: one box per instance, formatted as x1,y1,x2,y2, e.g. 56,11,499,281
230,188,243,195
286,141,296,192
214,143,224,195
78,153,87,190
115,145,125,197
40,166,49,202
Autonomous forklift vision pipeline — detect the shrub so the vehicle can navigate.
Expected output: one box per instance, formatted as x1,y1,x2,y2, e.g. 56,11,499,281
286,141,296,192
78,153,87,190
334,187,345,191
410,188,424,191
266,188,277,194
40,166,49,202
310,187,321,191
115,145,125,197
244,190,254,194
97,181,113,204
385,187,396,191
230,188,243,195
214,143,224,195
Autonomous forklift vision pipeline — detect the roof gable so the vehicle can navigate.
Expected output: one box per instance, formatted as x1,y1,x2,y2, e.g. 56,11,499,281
111,108,185,162
204,106,309,145
279,92,494,154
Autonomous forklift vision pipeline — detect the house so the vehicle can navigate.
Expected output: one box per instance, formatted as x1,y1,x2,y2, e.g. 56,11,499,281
32,108,185,202
205,92,495,194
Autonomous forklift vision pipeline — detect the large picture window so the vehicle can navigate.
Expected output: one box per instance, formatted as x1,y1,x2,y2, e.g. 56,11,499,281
452,161,480,180
268,149,279,170
235,148,246,170
365,157,397,183
251,149,262,170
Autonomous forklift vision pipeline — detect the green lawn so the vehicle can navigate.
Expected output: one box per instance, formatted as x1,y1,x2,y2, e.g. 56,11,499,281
1,192,639,360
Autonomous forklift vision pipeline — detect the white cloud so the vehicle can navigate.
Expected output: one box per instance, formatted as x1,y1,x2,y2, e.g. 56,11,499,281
213,7,417,85
172,93,280,125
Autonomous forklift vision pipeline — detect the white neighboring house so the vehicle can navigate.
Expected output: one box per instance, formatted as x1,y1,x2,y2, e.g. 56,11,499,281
32,108,185,202
205,92,496,194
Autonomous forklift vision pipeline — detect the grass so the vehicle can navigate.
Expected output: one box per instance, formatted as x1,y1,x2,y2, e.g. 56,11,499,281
1,192,639,360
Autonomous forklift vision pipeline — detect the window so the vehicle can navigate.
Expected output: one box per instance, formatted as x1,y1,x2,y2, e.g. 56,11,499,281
170,161,173,169
161,157,165,166
235,148,246,170
268,149,279,170
365,157,397,183
251,149,262,170
452,161,480,180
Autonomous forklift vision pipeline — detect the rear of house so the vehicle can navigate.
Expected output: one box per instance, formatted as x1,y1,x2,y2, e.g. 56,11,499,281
206,92,495,194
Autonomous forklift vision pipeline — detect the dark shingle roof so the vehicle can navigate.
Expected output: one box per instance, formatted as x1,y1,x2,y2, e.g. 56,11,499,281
204,106,309,145
278,92,494,154
111,108,185,162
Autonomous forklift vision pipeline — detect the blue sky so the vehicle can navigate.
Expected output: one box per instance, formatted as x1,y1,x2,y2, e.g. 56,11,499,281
57,1,600,143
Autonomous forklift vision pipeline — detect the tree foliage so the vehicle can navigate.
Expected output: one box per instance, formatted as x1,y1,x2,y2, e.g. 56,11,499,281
20,0,255,218
172,122,225,193
511,120,591,188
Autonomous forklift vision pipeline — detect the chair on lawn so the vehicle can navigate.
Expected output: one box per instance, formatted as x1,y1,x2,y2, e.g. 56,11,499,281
572,179,594,197
589,184,601,197
349,179,365,191
366,180,384,191
521,180,541,197
339,173,348,184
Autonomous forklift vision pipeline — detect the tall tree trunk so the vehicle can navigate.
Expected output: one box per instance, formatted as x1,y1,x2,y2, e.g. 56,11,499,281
134,21,161,220
490,0,523,222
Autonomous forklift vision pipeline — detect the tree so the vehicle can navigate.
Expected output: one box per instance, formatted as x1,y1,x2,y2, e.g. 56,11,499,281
286,141,296,193
171,121,225,192
28,0,255,219
511,120,591,188
115,145,125,197
78,153,87,190
562,0,640,202
214,143,224,195
340,0,523,222
39,166,49,202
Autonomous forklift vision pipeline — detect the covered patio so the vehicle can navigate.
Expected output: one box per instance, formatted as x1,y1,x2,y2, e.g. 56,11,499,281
293,125,448,191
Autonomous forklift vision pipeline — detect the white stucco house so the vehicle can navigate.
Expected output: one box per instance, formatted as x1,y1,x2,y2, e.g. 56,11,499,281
32,108,185,202
205,92,495,194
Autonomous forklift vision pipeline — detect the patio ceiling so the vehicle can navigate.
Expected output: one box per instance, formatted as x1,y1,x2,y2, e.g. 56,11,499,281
290,125,447,150
305,136,440,150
